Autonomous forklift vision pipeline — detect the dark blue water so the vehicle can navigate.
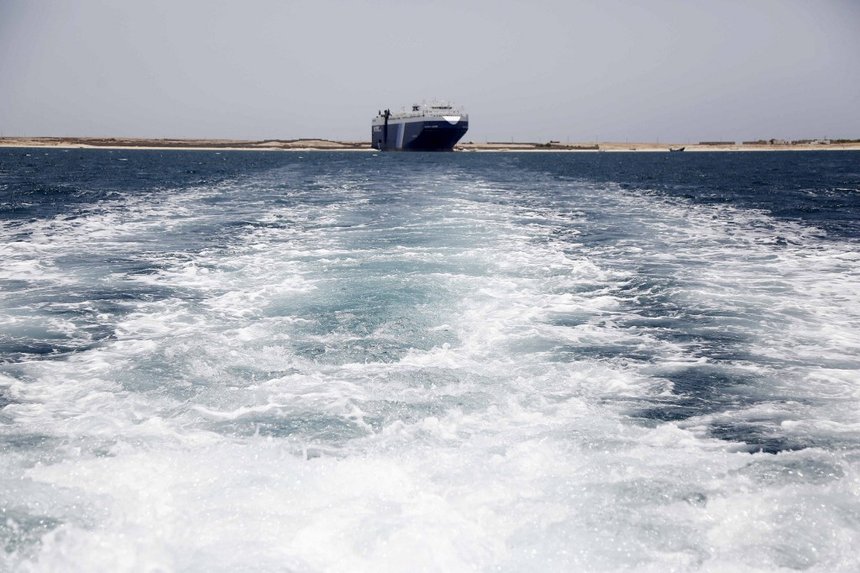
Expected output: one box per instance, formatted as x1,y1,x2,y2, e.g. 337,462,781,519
4,150,860,234
1,148,859,571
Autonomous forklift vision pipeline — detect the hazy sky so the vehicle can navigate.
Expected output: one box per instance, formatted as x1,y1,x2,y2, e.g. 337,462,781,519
2,0,859,143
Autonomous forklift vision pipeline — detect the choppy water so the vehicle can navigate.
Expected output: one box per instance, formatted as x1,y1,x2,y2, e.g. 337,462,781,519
1,148,859,572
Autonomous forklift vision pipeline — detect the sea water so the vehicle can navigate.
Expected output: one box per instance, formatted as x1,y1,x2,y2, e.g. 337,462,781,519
1,149,859,572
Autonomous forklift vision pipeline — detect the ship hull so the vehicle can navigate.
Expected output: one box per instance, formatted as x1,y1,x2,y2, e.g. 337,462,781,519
371,119,468,151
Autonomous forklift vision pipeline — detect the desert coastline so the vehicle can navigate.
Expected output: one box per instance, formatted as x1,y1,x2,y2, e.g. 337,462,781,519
0,137,370,152
2,136,859,152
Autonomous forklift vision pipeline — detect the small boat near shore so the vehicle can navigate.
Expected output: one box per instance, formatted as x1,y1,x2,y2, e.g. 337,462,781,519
669,146,686,152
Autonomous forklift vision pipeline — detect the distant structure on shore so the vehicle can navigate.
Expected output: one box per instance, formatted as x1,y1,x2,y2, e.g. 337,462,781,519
371,102,469,151
742,138,833,146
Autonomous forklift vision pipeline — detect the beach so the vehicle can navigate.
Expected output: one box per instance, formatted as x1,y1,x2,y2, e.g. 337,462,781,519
2,136,859,152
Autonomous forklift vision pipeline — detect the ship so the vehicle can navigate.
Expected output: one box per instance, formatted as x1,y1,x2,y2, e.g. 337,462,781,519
371,102,468,151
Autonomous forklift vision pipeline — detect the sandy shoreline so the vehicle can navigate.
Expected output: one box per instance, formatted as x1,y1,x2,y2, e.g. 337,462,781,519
1,137,859,153
0,137,370,152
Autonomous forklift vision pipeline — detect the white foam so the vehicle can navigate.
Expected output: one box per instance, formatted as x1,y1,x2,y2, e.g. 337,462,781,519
2,163,859,571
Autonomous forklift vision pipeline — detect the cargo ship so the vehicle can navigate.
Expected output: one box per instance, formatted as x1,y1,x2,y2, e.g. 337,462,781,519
371,102,468,151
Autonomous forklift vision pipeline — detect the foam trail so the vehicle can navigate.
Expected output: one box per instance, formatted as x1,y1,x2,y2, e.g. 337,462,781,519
0,151,858,571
